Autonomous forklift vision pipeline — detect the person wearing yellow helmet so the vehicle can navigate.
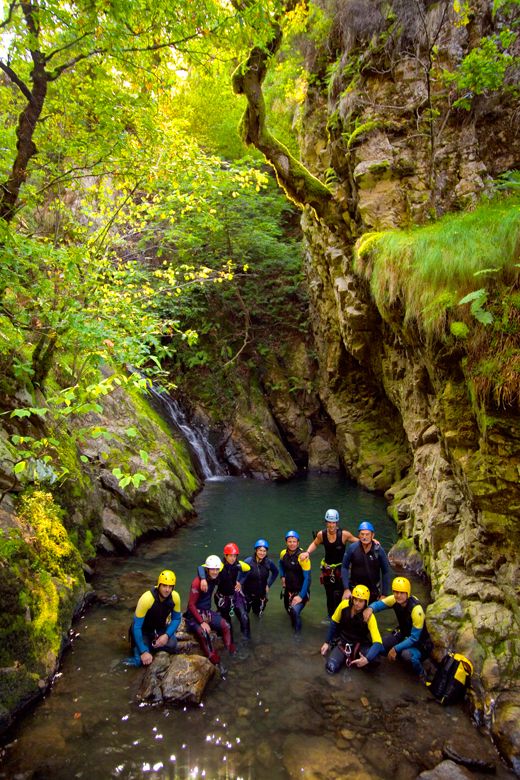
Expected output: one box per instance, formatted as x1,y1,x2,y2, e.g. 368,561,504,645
364,575,433,680
127,569,181,667
320,583,383,673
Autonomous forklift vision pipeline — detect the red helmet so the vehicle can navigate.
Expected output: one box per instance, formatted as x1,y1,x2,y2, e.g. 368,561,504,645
223,542,239,555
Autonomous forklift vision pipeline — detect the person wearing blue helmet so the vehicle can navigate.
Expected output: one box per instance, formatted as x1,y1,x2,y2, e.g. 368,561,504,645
238,539,279,617
341,521,391,605
279,531,311,634
300,509,357,617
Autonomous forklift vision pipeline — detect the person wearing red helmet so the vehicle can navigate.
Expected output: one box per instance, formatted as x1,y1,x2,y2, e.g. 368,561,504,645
198,542,251,640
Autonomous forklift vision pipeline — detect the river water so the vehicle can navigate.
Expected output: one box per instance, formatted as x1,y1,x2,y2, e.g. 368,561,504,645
0,475,514,779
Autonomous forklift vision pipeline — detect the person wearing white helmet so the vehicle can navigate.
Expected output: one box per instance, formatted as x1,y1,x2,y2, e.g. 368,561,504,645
185,554,236,666
300,509,357,617
126,569,181,666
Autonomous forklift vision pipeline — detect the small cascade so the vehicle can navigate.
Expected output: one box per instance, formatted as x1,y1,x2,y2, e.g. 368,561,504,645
147,384,224,480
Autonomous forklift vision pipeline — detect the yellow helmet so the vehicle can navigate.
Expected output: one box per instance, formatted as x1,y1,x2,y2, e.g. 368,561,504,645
351,584,370,602
157,569,176,587
392,576,411,596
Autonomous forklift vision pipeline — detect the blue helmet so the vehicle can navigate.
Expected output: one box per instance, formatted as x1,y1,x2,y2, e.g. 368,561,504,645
285,530,300,540
358,521,375,533
324,508,339,522
254,538,269,549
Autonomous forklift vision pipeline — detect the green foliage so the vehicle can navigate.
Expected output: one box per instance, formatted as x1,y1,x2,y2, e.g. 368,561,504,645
342,118,381,151
17,490,83,581
444,29,519,109
355,194,520,332
355,194,520,407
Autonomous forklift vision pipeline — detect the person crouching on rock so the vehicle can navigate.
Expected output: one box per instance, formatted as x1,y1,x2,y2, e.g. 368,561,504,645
185,555,236,665
128,569,181,666
320,584,383,673
364,576,433,681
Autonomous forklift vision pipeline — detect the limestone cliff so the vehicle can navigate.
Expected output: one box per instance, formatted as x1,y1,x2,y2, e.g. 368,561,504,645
287,0,520,769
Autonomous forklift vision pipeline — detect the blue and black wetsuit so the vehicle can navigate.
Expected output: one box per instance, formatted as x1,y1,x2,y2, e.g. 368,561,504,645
239,554,278,616
370,594,432,676
341,541,391,604
130,587,181,665
279,547,311,634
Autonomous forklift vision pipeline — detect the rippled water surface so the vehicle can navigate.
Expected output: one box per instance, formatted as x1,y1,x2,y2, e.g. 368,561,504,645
1,475,514,779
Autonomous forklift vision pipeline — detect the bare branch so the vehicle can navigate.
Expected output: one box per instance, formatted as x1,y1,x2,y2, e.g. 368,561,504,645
0,0,17,30
0,60,33,102
44,29,96,64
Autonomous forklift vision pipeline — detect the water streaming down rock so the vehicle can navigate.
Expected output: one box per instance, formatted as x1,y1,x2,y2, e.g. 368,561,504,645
147,384,224,480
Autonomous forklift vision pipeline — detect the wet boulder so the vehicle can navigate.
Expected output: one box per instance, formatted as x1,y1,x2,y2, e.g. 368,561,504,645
137,652,215,705
418,760,473,779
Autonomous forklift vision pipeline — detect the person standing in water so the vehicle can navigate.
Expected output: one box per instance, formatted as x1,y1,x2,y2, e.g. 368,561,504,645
128,569,181,666
341,521,391,605
300,509,357,617
239,538,278,617
279,530,311,635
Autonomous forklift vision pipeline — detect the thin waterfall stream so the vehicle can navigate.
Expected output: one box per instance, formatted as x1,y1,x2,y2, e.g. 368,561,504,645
0,475,513,780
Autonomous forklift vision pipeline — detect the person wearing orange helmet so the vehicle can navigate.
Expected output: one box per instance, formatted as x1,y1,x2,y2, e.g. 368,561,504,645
364,576,433,680
320,584,383,674
198,542,251,640
127,569,181,666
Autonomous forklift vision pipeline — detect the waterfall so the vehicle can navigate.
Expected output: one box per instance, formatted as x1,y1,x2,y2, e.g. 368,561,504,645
146,384,224,480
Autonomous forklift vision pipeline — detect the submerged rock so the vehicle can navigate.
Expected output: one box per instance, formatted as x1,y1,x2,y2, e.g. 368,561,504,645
137,652,215,705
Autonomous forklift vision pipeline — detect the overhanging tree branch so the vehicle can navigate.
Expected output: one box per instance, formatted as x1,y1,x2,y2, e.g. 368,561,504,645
230,0,339,226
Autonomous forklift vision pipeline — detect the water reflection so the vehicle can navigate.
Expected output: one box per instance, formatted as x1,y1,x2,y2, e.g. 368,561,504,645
0,476,513,779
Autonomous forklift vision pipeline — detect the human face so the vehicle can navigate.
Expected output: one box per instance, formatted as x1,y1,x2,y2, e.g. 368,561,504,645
286,536,299,551
351,596,366,613
326,521,338,533
393,590,408,605
224,553,237,564
255,546,267,560
358,530,374,545
207,567,220,579
158,584,173,599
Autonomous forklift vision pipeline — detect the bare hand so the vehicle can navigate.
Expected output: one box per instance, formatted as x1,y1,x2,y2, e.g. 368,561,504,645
320,643,329,656
141,651,153,666
350,653,368,668
342,589,351,601
152,633,168,648
200,579,208,593
234,582,242,592
388,647,397,662
201,622,211,634
362,607,373,623
299,551,310,561
291,595,302,606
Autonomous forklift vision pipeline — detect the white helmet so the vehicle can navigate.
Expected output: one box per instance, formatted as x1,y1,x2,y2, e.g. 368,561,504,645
325,508,339,522
204,554,222,569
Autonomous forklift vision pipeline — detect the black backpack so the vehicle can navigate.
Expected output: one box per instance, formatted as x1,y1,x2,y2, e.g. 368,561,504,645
429,652,473,705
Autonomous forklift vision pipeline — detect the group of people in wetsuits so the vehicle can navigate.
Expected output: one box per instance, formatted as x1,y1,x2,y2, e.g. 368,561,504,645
128,509,432,680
